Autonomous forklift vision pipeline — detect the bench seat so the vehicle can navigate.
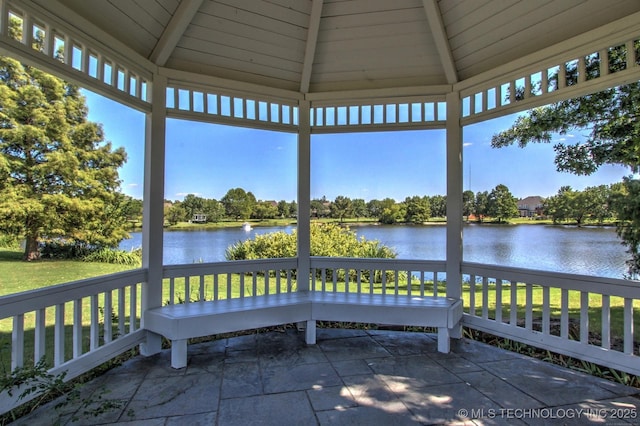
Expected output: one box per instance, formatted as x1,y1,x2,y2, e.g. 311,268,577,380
309,292,463,353
144,291,462,368
145,292,311,368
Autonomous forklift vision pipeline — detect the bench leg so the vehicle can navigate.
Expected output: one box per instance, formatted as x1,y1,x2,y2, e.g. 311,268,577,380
171,339,188,369
140,331,162,357
305,320,316,345
437,327,450,353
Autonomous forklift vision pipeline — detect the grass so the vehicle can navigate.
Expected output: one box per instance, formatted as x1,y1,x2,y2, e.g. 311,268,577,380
1,253,638,380
0,249,136,294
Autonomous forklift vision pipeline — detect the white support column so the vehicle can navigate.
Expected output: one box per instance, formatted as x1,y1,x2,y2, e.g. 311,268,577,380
140,73,167,356
297,100,311,292
445,91,463,340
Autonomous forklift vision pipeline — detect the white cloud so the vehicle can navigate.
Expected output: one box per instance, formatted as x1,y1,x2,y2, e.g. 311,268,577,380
463,142,473,147
176,192,201,197
127,183,139,188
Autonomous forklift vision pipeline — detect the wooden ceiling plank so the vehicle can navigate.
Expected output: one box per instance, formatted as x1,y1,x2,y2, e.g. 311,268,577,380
318,21,428,43
149,0,205,66
200,1,308,40
212,0,310,28
107,0,165,38
422,0,457,84
184,25,305,62
321,0,420,17
177,36,303,72
167,47,300,85
300,0,323,93
319,8,425,30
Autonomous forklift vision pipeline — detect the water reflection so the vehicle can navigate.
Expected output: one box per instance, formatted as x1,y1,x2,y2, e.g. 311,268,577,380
120,224,628,279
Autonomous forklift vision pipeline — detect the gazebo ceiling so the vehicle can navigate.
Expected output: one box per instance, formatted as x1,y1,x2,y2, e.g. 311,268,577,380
39,0,640,94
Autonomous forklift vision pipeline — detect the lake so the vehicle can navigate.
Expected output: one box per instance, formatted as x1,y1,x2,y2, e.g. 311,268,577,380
119,224,629,279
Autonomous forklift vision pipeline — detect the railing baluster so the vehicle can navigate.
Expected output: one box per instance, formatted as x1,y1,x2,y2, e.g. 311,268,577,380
510,280,517,325
469,275,476,316
601,294,610,349
580,291,589,343
118,287,125,336
433,271,438,297
495,279,503,322
252,271,258,296
561,288,569,338
169,277,175,305
214,274,219,300
54,303,65,367
624,298,633,355
11,314,24,370
104,290,113,343
130,284,137,331
542,286,550,335
345,267,350,293
332,268,337,293
34,308,46,362
420,271,425,297
357,269,362,294
227,274,232,299
482,277,489,320
185,276,191,304
90,294,99,350
73,298,82,358
200,275,205,301
525,283,532,329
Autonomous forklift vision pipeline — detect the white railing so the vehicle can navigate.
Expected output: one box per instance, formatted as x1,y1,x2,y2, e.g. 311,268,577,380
162,258,299,304
309,257,448,296
462,262,639,376
0,268,147,415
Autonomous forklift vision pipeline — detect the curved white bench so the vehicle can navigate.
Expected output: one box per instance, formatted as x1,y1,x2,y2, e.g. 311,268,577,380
144,292,462,368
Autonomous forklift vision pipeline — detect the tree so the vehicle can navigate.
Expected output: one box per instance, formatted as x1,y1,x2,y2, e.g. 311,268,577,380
429,195,447,218
252,201,278,219
221,188,256,220
490,43,640,274
543,186,575,224
487,184,518,223
330,196,353,222
404,196,430,224
310,197,330,218
202,198,225,223
474,191,489,223
165,203,186,226
352,198,368,218
611,177,640,279
463,190,475,221
181,194,205,221
0,53,128,260
378,198,404,224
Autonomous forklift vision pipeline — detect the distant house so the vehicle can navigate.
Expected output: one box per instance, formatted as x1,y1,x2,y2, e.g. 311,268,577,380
192,213,207,223
517,196,544,217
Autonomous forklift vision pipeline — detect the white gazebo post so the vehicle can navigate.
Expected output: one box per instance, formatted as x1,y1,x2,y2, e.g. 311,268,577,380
140,73,167,356
297,99,315,342
446,91,463,339
297,99,311,288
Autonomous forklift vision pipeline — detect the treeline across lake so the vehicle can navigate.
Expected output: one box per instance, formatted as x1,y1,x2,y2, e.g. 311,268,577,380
157,182,625,226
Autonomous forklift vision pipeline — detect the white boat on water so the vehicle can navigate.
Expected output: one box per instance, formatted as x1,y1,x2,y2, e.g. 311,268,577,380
242,222,252,231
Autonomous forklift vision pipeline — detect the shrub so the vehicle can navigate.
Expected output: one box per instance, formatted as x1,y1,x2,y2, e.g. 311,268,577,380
226,222,397,260
83,248,142,266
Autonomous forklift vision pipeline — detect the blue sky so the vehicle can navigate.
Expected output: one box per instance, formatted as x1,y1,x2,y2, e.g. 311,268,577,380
83,90,629,202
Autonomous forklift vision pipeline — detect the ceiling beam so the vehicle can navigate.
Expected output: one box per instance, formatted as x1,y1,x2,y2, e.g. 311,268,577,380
149,0,205,66
422,0,458,85
300,0,324,94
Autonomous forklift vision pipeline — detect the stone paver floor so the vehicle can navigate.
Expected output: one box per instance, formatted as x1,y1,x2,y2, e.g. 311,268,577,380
14,328,640,425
